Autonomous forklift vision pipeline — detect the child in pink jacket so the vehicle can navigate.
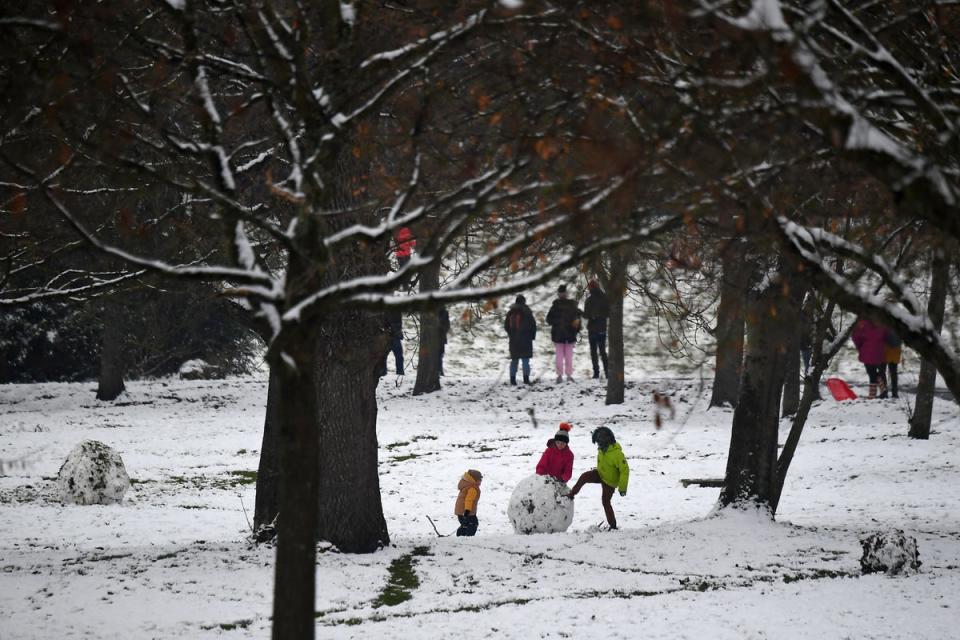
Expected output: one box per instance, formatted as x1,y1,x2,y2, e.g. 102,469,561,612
535,423,574,482
852,318,888,398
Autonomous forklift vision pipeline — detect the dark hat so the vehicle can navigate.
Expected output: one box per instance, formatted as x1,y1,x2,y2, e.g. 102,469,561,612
515,294,526,305
557,284,567,294
591,426,615,450
554,422,572,443
467,469,483,482
588,280,599,290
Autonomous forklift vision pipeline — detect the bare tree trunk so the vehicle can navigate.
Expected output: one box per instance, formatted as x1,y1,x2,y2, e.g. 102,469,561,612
315,307,390,551
96,300,125,401
254,366,282,530
719,268,803,510
414,260,442,395
909,250,950,439
710,239,747,409
781,337,801,417
781,291,807,417
605,256,628,405
271,325,321,640
772,301,843,513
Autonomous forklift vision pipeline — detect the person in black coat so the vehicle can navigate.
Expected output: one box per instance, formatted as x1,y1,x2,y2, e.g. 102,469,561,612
438,305,450,376
583,280,610,379
545,284,582,383
504,295,537,385
379,308,404,377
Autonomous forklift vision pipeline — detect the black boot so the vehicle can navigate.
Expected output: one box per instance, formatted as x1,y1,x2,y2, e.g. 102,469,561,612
523,374,531,384
510,378,517,386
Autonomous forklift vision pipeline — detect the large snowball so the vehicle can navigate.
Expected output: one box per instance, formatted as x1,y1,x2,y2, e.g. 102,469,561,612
507,474,574,534
860,530,921,575
57,440,131,505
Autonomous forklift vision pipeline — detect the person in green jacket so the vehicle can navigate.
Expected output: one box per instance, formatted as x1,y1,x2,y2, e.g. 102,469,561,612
567,426,629,530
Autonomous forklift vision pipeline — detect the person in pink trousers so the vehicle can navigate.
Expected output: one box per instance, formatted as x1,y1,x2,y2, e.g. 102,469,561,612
545,284,583,383
852,317,888,398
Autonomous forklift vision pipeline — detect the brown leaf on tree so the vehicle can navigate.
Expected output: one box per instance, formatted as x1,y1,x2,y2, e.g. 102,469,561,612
10,191,27,216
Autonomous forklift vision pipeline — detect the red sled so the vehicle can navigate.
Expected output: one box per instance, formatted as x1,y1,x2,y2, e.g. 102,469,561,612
825,377,857,401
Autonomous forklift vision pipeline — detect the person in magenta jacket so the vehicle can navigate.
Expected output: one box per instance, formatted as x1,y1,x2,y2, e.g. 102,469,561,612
852,317,888,398
535,422,574,483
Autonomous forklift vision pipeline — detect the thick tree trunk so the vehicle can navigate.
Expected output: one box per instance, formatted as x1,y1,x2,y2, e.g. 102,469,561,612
315,308,390,552
719,271,803,510
254,366,282,530
605,256,628,405
96,301,125,401
271,326,322,640
709,239,747,409
909,250,950,439
414,260,442,395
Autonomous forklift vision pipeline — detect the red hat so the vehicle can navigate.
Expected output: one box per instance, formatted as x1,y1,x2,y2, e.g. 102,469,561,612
555,422,572,442
587,280,599,290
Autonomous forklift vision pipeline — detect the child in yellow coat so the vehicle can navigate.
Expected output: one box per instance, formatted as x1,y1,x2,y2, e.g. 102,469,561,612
454,469,482,536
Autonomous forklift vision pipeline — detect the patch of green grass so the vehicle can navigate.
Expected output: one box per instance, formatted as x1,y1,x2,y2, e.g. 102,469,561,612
236,449,248,455
390,454,420,463
373,550,423,608
163,470,257,490
782,568,851,583
201,619,253,631
385,441,410,450
227,470,257,485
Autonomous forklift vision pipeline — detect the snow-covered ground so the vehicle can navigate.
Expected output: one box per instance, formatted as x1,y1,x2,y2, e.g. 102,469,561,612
2,302,959,638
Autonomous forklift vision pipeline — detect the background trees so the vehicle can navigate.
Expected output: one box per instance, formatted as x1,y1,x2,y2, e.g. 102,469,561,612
2,1,958,638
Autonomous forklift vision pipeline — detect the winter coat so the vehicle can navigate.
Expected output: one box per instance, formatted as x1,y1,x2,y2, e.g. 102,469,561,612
535,440,574,483
504,303,537,359
583,289,610,335
438,307,450,345
852,319,887,366
385,309,403,339
884,329,902,364
454,472,481,516
546,298,582,344
396,227,416,258
596,442,629,494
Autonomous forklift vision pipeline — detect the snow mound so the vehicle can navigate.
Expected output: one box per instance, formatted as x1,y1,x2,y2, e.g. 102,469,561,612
56,440,131,505
507,474,574,534
179,359,220,380
859,530,921,575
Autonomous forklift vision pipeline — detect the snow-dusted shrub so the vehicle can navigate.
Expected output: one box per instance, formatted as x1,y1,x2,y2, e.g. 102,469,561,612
507,474,574,535
56,440,130,505
859,530,921,575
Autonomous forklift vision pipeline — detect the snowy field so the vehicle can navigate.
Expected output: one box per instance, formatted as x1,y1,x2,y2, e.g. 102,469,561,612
2,304,959,639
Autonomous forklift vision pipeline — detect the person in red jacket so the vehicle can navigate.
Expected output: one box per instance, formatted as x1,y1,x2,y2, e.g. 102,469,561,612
535,422,574,483
395,227,416,269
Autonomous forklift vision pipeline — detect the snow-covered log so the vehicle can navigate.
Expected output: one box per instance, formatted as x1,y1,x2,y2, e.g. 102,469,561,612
507,474,574,535
56,440,131,505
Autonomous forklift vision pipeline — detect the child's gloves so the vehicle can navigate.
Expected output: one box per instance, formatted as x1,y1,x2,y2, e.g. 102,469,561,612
463,510,471,516
619,490,626,497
